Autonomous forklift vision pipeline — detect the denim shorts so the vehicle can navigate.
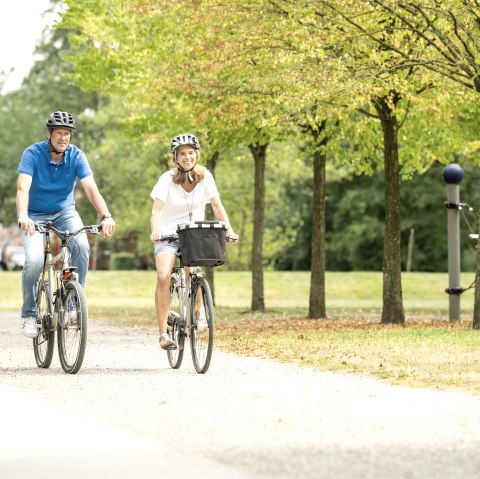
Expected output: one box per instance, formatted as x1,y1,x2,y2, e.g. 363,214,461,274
154,239,180,256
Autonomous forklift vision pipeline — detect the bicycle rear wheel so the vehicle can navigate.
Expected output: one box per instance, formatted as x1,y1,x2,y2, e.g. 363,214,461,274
33,279,55,368
57,280,87,374
190,277,214,374
167,278,185,369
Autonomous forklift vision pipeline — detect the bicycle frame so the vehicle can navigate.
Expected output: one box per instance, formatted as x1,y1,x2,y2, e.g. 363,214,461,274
33,221,101,373
40,230,78,332
160,231,220,373
172,263,202,337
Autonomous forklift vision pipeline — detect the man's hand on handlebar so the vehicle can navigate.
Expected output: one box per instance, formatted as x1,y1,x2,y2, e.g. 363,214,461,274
18,216,35,237
100,216,115,239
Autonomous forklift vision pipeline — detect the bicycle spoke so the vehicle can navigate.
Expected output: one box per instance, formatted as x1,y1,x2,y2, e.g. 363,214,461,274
167,278,185,369
190,277,214,374
57,281,87,374
33,280,55,368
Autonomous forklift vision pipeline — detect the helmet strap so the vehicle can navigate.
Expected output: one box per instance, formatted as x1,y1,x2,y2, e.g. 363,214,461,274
49,139,63,156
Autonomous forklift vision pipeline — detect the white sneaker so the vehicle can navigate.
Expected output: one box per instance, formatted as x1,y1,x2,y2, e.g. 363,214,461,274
66,310,78,327
197,317,208,332
195,305,208,332
22,317,39,338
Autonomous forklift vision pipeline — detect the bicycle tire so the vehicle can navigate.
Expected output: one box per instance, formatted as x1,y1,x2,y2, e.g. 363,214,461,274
33,279,55,369
167,277,185,369
57,280,88,374
190,277,214,374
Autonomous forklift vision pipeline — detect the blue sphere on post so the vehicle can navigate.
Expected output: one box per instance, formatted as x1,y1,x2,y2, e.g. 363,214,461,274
443,164,464,184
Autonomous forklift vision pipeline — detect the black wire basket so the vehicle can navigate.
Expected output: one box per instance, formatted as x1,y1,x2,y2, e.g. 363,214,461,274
177,221,227,267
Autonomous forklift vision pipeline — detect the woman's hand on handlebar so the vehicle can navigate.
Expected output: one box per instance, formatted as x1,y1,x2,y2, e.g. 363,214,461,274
226,229,239,244
151,232,162,243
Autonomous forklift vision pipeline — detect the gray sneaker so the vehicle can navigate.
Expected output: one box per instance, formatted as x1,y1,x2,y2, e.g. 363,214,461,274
22,317,39,338
159,333,177,350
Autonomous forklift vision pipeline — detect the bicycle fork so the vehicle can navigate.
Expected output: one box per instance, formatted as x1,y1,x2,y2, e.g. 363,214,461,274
172,267,191,349
40,238,57,333
42,237,78,333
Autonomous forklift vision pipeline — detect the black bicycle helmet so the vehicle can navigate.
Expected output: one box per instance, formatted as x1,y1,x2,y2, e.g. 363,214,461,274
46,111,76,130
170,133,200,152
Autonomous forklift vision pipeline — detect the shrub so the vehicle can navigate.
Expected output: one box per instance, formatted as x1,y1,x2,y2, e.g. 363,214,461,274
111,252,136,270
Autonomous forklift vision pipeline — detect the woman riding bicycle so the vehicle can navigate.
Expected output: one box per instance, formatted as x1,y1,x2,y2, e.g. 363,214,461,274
150,134,238,350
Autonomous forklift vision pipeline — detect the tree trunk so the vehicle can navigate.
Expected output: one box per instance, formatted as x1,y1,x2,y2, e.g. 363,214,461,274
249,142,267,311
308,123,327,319
373,96,405,325
205,151,220,305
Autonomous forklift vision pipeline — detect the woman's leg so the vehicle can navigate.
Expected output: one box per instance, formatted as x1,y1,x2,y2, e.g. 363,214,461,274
154,252,176,335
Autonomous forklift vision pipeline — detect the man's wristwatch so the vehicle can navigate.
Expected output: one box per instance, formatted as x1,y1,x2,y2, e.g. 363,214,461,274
102,212,112,220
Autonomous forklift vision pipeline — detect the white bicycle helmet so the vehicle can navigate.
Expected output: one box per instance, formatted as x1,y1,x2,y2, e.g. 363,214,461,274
46,111,76,130
170,133,200,152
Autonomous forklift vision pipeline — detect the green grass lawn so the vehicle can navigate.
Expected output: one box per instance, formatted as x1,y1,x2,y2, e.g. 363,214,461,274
2,270,472,314
2,270,479,393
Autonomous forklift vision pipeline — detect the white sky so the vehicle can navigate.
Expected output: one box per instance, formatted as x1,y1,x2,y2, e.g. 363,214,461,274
0,0,59,93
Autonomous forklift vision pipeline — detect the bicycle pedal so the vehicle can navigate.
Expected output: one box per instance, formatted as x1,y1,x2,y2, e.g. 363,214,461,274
167,311,181,326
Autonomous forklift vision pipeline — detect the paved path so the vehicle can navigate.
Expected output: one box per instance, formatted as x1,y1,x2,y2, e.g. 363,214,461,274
1,312,480,478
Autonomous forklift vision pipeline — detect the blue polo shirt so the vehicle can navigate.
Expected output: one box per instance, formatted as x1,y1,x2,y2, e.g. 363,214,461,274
18,140,93,215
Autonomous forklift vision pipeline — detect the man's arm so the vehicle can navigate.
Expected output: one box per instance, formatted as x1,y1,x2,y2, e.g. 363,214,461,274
80,176,116,237
16,174,35,236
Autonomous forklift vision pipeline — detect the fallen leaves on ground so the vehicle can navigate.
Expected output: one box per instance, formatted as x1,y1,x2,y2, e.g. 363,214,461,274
215,312,473,336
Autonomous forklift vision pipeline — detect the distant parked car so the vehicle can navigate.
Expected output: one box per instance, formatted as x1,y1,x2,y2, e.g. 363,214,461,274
4,245,25,271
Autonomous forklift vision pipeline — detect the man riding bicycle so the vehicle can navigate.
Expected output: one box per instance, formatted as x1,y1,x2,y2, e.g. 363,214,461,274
16,111,116,338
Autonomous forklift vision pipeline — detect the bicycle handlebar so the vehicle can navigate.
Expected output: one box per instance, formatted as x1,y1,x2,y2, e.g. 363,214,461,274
35,222,103,237
157,234,238,244
158,234,179,243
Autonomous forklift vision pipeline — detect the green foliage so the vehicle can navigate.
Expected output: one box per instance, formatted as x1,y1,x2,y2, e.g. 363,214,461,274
111,251,136,270
366,0,480,93
3,0,480,279
271,163,480,272
0,19,100,224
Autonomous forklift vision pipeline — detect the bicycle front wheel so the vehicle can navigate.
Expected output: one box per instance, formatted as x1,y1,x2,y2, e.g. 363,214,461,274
167,278,185,369
190,277,214,374
33,279,55,368
57,280,88,374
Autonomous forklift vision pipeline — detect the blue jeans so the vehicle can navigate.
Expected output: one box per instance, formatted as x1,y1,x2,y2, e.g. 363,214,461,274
20,209,90,318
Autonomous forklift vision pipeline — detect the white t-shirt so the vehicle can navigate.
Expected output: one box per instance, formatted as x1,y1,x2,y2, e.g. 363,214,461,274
150,169,220,235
